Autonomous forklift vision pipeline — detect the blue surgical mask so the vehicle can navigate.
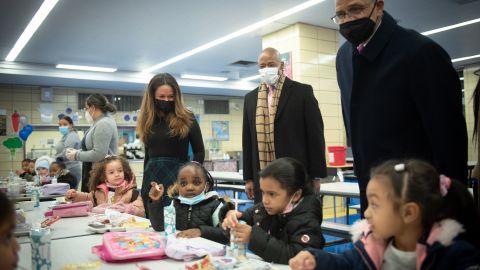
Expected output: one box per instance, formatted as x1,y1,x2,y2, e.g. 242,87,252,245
178,184,207,205
178,192,206,205
59,126,69,135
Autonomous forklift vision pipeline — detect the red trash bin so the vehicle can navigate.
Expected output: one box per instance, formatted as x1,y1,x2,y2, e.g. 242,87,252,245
327,146,347,166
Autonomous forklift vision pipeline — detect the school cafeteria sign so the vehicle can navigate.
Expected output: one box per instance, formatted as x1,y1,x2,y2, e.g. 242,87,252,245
212,121,229,141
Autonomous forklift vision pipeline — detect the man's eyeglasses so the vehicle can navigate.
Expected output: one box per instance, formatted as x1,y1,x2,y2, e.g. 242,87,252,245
331,5,370,25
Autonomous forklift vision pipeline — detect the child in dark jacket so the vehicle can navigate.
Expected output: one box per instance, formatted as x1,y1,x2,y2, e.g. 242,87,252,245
290,159,480,270
148,161,228,244
49,161,78,189
221,157,325,264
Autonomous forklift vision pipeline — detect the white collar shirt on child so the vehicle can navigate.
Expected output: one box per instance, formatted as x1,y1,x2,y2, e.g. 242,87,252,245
381,240,416,270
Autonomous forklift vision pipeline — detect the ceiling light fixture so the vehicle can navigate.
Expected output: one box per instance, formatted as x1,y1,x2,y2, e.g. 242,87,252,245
142,0,326,73
451,54,480,63
181,74,228,81
5,0,59,61
56,64,117,73
421,18,480,36
241,75,261,81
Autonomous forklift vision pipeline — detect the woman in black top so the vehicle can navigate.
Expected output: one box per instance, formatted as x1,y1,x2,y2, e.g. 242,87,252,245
137,73,205,215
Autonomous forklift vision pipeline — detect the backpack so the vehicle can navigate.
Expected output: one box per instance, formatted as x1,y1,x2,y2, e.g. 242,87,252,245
92,231,167,262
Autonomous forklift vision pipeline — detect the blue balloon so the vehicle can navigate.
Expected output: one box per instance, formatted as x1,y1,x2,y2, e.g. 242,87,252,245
19,129,30,141
24,124,33,133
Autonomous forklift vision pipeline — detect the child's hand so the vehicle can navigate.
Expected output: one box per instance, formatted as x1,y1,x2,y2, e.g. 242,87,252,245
148,182,164,201
65,189,77,200
231,223,252,243
222,210,243,229
289,251,317,270
176,228,201,238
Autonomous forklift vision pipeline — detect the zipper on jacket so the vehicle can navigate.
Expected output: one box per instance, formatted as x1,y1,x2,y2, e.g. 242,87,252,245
187,205,192,222
354,245,374,270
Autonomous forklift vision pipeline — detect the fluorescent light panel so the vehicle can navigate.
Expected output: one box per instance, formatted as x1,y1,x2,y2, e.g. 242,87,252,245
181,74,228,81
242,74,260,81
422,18,480,36
56,64,117,72
451,54,480,63
142,0,325,73
5,0,59,61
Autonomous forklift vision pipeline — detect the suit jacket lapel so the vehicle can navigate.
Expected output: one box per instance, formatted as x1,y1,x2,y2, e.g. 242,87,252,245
275,77,293,122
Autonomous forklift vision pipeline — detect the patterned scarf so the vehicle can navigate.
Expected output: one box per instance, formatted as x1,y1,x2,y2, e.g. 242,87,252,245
255,74,286,170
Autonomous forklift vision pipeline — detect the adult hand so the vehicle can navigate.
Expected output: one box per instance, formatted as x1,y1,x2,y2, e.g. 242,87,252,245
176,228,201,238
222,210,242,230
289,251,317,270
312,179,321,195
245,179,254,200
65,189,77,201
65,148,78,161
231,223,252,243
148,182,164,201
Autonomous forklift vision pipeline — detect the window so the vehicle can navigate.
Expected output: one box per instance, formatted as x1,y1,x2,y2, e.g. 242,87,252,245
78,94,142,111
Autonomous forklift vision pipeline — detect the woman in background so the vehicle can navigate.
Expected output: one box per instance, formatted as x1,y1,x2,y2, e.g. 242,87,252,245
137,73,204,216
55,115,81,186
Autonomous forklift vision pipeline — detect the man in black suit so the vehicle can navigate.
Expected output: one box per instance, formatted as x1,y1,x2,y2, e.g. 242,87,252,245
243,47,327,202
335,0,468,214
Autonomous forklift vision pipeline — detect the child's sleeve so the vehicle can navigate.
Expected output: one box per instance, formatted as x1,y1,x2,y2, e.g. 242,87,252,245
71,191,93,203
124,195,145,217
198,202,229,244
306,247,358,269
148,198,166,231
248,214,324,264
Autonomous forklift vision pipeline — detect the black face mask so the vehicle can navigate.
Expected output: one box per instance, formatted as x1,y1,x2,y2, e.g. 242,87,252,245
339,2,377,46
155,100,175,113
339,18,375,46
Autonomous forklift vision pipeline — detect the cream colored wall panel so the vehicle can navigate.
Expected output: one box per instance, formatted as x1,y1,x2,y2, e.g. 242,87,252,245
323,116,341,130
298,37,318,52
297,50,320,65
0,101,13,110
324,130,342,145
317,91,340,105
321,104,340,117
296,76,320,90
317,40,337,54
12,92,32,102
296,23,317,39
319,78,340,92
317,27,337,42
297,63,319,77
318,65,337,80
12,102,32,111
53,94,68,103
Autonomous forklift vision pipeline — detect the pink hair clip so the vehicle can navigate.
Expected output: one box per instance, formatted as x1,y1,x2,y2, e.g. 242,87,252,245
439,174,452,197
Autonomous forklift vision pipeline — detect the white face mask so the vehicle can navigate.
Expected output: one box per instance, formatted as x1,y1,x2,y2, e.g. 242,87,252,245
259,67,279,85
85,109,94,123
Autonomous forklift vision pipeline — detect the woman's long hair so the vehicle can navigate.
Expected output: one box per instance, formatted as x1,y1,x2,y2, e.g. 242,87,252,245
136,73,193,142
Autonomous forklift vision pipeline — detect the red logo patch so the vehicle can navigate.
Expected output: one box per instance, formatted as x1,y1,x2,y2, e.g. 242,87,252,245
301,234,310,243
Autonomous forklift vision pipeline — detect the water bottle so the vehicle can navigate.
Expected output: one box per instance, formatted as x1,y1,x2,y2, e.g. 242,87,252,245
228,220,247,258
51,176,57,184
163,202,176,238
34,175,40,186
30,227,52,270
32,187,40,207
